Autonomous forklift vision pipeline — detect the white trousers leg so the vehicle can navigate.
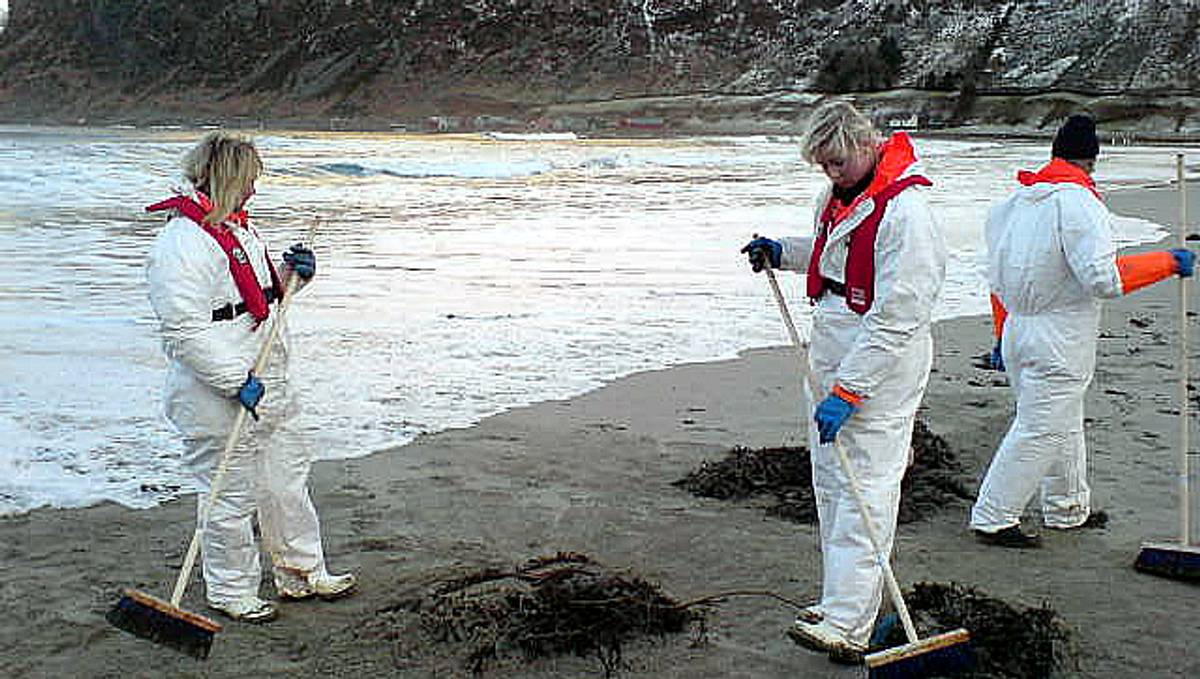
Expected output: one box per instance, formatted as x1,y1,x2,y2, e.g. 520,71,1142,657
181,431,263,607
971,315,1093,531
810,419,913,646
806,332,931,648
254,405,327,578
166,366,328,604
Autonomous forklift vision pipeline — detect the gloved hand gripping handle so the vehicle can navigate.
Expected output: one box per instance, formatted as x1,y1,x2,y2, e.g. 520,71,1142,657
171,222,319,608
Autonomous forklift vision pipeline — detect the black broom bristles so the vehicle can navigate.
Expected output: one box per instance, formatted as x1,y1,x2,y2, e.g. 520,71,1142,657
1134,542,1200,582
106,589,221,660
866,629,974,679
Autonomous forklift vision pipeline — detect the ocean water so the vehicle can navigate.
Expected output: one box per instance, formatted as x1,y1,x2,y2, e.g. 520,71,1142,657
0,125,1181,515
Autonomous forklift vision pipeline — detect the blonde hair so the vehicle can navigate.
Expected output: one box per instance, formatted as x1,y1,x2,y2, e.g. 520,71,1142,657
800,100,882,164
182,132,263,224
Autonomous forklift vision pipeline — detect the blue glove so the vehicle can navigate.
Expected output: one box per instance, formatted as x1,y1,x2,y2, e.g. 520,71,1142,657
740,237,782,272
814,392,857,444
238,372,265,420
1171,248,1195,278
283,243,317,280
988,341,1005,372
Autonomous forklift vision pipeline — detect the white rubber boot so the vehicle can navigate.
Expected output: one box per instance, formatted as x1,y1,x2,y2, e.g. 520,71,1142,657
276,569,358,601
209,595,278,623
787,617,866,664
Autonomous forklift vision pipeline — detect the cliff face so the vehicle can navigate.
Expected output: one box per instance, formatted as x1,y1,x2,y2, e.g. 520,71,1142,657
1,1,1197,130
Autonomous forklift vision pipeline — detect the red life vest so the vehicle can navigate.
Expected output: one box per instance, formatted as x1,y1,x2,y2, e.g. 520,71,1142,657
146,195,283,325
806,175,932,314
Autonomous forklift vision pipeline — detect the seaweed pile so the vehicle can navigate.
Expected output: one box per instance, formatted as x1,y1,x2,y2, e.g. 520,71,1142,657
674,420,973,524
872,582,1078,678
674,444,815,517
369,552,697,676
900,420,977,523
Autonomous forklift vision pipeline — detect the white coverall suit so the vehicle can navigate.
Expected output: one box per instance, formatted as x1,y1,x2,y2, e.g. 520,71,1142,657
970,180,1122,532
146,199,329,607
777,156,947,647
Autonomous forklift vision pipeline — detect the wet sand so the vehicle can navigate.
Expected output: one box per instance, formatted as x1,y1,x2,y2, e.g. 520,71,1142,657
2,183,1199,677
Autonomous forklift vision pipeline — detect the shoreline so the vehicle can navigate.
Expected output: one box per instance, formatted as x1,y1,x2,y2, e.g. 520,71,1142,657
6,88,1200,144
5,117,1200,169
5,119,1200,163
4,119,1200,147
3,184,1200,677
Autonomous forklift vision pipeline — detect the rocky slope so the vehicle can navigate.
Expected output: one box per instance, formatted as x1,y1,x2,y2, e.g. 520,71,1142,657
1,0,1198,134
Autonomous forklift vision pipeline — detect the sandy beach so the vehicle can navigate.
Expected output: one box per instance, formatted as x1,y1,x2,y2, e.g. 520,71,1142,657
3,182,1199,678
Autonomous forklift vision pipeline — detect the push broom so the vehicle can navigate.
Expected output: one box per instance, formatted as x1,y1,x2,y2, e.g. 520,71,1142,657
1135,154,1200,580
107,224,317,658
760,260,972,678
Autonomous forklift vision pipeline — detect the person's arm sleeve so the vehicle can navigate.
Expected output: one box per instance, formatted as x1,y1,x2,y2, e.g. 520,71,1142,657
777,188,830,273
146,225,251,396
778,235,815,273
1059,191,1124,299
836,191,946,397
1115,251,1178,294
990,293,1008,339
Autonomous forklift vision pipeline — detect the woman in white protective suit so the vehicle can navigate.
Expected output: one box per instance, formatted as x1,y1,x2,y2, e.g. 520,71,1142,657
146,132,356,623
741,100,946,664
970,114,1195,548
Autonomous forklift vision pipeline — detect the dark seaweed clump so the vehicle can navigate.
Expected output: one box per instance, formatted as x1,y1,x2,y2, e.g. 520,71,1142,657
674,420,973,524
407,552,697,676
901,419,976,522
873,582,1078,679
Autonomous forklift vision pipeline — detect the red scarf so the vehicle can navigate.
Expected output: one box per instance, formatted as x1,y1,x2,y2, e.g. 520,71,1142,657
824,132,920,225
146,194,283,325
1016,158,1102,200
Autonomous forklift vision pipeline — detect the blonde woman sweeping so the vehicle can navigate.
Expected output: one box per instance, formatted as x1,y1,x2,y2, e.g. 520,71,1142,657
146,132,355,623
741,101,946,664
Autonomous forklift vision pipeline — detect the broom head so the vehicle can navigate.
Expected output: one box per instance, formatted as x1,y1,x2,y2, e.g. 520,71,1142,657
1134,541,1200,581
865,627,973,679
106,588,222,659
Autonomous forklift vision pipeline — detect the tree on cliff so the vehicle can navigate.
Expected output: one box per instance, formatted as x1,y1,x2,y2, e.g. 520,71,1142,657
814,34,904,93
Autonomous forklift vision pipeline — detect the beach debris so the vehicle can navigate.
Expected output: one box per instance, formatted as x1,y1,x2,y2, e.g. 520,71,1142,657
871,582,1077,679
366,552,697,676
1076,509,1109,530
674,420,973,524
972,351,996,369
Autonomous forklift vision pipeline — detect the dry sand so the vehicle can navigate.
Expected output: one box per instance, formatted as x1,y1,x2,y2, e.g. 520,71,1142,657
2,183,1199,678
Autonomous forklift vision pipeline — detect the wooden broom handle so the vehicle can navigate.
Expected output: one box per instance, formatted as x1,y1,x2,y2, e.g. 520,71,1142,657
171,222,319,606
1178,155,1191,546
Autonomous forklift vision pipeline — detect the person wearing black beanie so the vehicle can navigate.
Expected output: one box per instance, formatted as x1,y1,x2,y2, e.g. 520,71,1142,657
1052,114,1100,161
970,114,1196,548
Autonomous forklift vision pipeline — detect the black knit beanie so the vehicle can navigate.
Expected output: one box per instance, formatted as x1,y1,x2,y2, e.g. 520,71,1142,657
1052,114,1099,160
